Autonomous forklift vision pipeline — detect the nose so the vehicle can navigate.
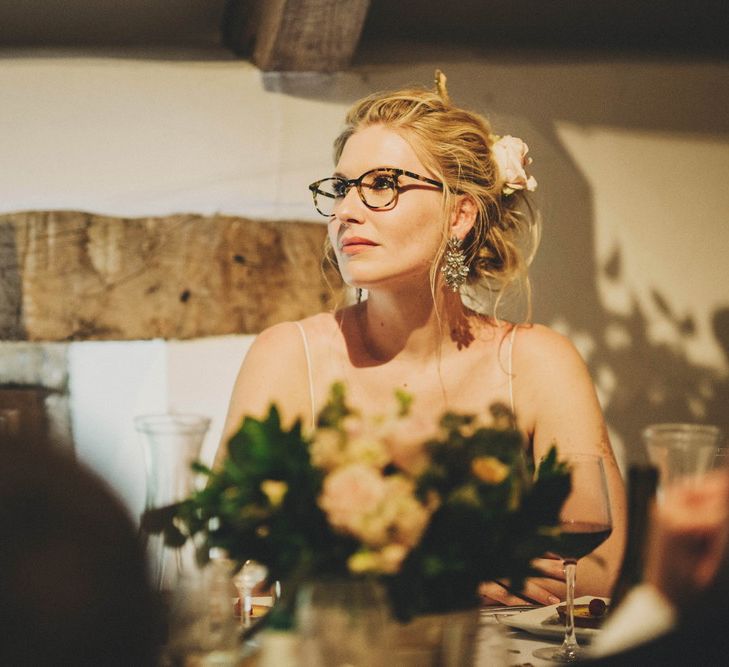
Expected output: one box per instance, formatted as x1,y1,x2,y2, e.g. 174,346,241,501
332,184,365,224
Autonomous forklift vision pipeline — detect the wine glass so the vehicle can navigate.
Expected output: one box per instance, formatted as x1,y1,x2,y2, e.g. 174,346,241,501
533,453,613,663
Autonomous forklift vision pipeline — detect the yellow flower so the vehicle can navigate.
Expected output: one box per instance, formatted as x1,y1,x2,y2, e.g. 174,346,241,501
450,483,481,507
260,480,288,508
471,456,510,485
347,550,380,574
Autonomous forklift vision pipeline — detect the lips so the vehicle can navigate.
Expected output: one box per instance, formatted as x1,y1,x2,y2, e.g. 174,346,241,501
340,236,378,254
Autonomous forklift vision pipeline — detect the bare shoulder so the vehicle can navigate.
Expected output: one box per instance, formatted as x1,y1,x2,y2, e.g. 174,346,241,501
512,323,587,373
512,323,580,353
248,313,336,355
252,319,301,348
294,311,341,337
236,311,341,402
509,323,597,433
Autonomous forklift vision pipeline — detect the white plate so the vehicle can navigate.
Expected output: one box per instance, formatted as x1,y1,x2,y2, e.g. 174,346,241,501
496,596,608,641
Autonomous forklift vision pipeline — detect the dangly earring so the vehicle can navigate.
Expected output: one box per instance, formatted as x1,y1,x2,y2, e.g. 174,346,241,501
440,237,469,292
356,288,363,303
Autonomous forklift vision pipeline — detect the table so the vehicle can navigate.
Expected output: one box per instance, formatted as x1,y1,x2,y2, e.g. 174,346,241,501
240,605,594,666
477,608,591,666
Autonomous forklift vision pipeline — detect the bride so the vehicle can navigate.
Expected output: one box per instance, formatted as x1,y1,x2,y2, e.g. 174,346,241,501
217,73,626,606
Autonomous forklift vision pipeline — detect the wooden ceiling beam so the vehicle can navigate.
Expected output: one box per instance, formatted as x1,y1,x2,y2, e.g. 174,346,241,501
224,0,371,72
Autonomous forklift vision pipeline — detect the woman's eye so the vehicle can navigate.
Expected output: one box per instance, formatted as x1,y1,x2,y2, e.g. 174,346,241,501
371,175,395,190
332,181,348,197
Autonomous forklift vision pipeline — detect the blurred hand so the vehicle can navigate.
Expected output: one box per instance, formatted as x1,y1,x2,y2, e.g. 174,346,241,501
645,470,729,608
480,557,565,605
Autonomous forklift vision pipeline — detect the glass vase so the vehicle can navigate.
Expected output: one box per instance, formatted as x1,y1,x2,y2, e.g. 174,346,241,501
135,413,210,592
391,607,481,667
296,579,390,667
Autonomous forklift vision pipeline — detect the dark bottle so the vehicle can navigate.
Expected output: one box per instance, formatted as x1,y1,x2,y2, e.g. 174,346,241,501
610,464,659,609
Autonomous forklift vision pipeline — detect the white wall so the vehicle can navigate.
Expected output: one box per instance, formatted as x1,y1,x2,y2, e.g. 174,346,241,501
3,46,728,513
0,54,338,218
68,336,251,520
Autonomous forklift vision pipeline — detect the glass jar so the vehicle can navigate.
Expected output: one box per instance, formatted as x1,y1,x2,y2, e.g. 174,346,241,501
135,413,210,591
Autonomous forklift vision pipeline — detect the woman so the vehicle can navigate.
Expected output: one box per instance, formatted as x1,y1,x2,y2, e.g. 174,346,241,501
218,72,626,606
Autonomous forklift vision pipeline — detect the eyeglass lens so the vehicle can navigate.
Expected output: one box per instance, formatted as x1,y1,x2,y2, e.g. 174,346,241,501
313,170,398,216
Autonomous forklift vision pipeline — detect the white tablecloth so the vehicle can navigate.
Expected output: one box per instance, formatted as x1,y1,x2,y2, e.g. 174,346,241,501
477,609,590,666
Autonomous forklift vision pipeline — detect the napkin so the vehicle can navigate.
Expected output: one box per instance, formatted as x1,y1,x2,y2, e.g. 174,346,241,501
588,583,676,658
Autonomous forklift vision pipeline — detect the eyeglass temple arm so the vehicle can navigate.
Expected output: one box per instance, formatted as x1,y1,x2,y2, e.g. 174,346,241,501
399,169,443,189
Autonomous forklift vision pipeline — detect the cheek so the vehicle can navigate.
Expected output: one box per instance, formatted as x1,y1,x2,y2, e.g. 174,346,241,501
327,221,344,263
327,219,339,247
405,205,445,250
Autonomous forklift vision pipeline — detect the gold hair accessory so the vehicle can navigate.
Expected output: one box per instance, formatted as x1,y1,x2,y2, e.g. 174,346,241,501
434,69,451,105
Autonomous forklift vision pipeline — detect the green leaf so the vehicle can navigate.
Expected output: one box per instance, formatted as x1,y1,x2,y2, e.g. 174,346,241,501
316,382,354,428
163,522,188,548
395,388,413,416
140,503,180,534
190,461,212,476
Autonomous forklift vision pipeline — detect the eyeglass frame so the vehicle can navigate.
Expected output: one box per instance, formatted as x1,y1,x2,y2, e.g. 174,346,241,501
308,167,444,217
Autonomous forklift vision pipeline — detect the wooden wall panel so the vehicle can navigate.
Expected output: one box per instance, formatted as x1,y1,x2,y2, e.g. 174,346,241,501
0,211,342,341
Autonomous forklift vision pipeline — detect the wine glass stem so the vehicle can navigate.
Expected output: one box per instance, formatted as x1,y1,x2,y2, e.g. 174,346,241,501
561,559,579,657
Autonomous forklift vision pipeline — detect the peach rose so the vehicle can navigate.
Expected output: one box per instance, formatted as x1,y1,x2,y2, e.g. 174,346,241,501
318,463,387,536
377,544,409,574
492,135,538,195
384,475,432,547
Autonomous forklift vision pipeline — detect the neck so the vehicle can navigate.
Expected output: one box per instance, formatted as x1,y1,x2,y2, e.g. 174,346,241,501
352,282,471,362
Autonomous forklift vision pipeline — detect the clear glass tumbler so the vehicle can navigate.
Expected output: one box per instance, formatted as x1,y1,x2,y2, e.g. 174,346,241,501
643,423,722,501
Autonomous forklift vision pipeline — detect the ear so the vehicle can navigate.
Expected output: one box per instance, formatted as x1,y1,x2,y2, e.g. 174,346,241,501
449,195,477,240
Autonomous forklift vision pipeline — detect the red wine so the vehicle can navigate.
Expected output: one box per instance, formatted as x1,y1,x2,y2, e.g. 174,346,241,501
554,522,612,562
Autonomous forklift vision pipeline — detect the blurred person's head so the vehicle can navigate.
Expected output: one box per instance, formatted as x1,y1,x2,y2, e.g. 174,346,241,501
645,468,729,612
0,445,161,665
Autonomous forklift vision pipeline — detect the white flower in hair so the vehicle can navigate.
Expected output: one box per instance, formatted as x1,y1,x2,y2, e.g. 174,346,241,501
492,134,538,196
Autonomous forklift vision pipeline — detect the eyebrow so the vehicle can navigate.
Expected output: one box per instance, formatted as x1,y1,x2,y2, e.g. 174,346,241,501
330,167,396,180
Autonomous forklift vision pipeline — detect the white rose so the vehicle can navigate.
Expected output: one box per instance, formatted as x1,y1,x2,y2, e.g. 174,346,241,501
492,135,538,195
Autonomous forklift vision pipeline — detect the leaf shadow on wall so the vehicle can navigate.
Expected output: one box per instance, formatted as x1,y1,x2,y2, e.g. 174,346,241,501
588,247,729,465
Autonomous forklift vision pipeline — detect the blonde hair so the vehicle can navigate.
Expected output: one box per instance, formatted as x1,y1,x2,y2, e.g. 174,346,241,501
325,72,539,320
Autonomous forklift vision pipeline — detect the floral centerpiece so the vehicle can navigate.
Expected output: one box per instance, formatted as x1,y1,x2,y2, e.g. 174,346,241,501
143,383,570,624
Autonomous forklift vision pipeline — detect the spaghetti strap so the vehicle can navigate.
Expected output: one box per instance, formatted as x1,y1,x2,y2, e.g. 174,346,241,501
508,325,518,418
294,321,316,432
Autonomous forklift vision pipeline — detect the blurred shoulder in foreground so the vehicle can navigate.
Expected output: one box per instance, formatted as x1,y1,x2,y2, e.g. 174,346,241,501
0,440,162,666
